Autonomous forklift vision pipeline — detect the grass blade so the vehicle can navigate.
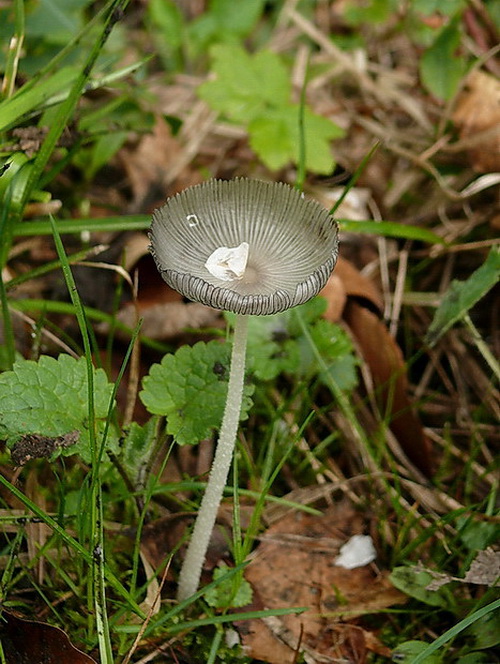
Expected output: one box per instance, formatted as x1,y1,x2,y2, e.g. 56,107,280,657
17,0,130,220
339,219,446,244
1,0,24,99
15,215,151,236
330,142,380,216
0,472,144,617
410,598,500,664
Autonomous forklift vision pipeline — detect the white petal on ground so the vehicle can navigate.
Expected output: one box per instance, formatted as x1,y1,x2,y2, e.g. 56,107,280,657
224,628,241,649
334,534,377,569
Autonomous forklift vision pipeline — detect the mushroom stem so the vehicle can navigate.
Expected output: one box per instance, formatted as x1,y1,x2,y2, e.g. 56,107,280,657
177,313,249,601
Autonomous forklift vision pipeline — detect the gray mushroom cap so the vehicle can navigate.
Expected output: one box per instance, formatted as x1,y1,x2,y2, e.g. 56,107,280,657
149,178,339,316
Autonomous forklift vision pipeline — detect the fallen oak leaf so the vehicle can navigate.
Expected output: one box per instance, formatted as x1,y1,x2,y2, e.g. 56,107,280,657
317,272,346,323
0,610,97,664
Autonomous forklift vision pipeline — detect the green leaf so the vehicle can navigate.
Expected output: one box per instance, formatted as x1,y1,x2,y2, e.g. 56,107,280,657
426,247,500,346
420,17,467,100
242,313,301,381
11,0,128,223
148,0,184,70
140,341,254,446
410,599,500,664
204,564,253,609
231,298,357,391
0,354,116,463
91,131,128,177
308,319,359,391
343,0,398,25
121,419,157,482
25,0,91,44
457,654,493,664
187,0,265,56
412,0,465,16
248,112,292,170
465,609,500,650
0,67,77,133
148,0,183,49
198,44,343,173
250,105,342,173
390,566,453,608
198,44,290,123
208,0,265,34
392,640,444,663
457,517,500,551
16,215,151,236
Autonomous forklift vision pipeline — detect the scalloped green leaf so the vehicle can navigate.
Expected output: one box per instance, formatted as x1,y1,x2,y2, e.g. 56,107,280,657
391,640,443,663
139,341,254,446
249,105,343,173
308,319,359,391
229,298,358,391
198,44,344,173
204,565,253,609
121,418,158,482
420,17,467,100
198,44,291,123
0,354,116,463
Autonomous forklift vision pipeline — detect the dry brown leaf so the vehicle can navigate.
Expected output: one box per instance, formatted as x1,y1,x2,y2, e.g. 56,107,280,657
141,514,192,580
464,548,500,586
321,256,384,321
115,301,220,340
452,70,500,173
344,300,433,475
319,273,347,322
105,233,222,339
421,549,500,591
0,611,97,664
311,187,373,222
120,116,177,206
320,256,432,475
141,510,233,582
119,115,203,209
237,502,403,663
118,116,180,206
139,550,162,615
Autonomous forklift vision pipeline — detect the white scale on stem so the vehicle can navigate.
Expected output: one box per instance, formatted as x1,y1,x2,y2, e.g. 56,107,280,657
205,242,249,281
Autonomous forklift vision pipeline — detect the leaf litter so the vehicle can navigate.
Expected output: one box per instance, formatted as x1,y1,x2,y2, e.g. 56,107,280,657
1,1,499,662
0,611,97,664
236,501,402,663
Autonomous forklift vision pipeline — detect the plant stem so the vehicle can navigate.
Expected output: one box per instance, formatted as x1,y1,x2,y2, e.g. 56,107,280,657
177,314,249,601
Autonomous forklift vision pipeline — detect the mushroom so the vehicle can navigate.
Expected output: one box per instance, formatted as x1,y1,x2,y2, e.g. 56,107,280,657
149,178,339,600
